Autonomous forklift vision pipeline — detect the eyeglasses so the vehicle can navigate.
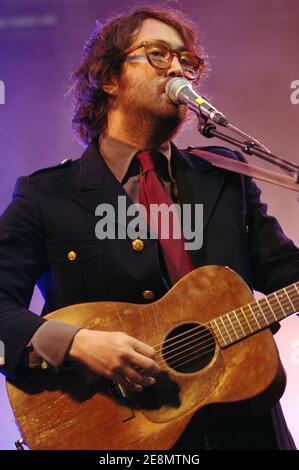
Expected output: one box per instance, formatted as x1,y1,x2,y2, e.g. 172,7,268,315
124,39,204,81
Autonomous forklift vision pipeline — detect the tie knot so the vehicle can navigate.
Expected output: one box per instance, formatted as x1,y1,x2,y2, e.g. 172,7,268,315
136,150,161,174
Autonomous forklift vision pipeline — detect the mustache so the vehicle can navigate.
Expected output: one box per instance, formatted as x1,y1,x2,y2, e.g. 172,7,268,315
160,78,173,94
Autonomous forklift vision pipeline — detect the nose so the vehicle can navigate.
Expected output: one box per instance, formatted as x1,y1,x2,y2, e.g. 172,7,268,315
166,54,184,78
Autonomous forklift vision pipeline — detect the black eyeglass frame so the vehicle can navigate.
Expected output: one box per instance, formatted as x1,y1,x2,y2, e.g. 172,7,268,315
124,39,204,81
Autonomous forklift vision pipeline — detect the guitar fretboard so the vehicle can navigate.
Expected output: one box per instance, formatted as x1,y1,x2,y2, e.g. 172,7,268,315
210,281,299,348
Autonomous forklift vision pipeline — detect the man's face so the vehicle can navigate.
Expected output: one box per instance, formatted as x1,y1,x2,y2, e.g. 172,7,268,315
116,19,189,129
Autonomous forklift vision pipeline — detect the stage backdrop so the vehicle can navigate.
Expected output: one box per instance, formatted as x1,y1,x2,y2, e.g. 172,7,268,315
0,0,298,449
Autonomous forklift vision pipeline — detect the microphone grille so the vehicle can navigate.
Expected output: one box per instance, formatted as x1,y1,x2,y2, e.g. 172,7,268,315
165,77,191,103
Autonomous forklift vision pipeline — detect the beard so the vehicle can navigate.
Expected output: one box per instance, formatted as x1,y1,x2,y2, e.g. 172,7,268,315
116,71,188,146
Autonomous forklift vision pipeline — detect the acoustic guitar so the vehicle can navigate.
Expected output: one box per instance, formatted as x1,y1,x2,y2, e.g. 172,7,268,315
6,265,299,450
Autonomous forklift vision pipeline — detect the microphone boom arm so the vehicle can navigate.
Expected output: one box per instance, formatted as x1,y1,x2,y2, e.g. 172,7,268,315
198,119,299,183
165,77,299,185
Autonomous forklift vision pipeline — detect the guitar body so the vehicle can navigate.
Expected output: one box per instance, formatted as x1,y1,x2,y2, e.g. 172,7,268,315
6,265,286,449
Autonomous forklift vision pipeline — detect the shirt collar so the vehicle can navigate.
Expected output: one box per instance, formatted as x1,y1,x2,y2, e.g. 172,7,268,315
98,134,174,183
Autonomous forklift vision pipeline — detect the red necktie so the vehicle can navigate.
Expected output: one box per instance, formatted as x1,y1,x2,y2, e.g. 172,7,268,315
136,150,193,285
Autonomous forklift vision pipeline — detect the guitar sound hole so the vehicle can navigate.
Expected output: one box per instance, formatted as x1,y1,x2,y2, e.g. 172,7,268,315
162,323,216,374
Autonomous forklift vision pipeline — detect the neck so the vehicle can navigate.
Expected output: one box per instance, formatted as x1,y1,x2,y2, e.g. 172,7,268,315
106,108,180,149
211,281,299,349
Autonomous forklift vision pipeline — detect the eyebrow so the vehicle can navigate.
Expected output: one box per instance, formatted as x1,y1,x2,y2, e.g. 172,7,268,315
135,39,187,52
174,44,188,51
156,40,187,51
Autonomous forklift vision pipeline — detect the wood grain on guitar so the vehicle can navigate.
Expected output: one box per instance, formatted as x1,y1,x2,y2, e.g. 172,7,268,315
6,265,298,450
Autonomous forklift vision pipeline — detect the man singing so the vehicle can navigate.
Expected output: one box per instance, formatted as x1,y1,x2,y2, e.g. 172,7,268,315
0,6,298,449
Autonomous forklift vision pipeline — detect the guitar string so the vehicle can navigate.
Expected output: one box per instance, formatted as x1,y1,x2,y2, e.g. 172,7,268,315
156,334,216,369
133,289,299,374
150,289,299,370
169,288,297,372
155,329,215,364
165,343,219,371
155,327,230,369
154,304,283,371
154,294,298,367
150,292,298,369
153,299,298,370
138,343,218,374
154,290,299,368
152,290,297,354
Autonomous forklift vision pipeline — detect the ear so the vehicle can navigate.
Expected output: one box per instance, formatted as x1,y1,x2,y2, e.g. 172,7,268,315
102,78,119,97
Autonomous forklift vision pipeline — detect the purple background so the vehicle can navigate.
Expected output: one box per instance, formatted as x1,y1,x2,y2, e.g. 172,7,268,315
0,0,298,450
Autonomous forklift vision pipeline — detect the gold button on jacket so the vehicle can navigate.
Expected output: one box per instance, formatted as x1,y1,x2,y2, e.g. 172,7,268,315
142,290,155,300
67,251,77,261
132,239,144,252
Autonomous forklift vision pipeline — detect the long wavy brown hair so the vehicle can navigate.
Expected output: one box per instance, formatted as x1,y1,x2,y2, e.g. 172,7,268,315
70,5,206,145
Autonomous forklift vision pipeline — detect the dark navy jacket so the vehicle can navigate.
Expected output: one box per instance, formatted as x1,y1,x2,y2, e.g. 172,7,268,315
0,141,298,381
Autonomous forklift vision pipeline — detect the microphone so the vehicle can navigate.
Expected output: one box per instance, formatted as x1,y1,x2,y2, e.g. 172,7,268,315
165,77,229,126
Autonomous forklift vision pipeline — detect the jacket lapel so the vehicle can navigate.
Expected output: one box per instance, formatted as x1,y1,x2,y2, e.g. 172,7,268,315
71,140,135,216
171,143,227,231
70,140,227,235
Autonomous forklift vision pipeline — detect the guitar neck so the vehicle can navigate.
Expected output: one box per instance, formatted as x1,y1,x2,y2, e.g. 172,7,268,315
210,281,299,348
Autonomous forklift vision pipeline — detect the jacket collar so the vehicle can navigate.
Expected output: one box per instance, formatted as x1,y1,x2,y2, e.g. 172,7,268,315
98,134,172,183
78,140,108,191
77,140,216,190
171,143,226,230
72,140,226,233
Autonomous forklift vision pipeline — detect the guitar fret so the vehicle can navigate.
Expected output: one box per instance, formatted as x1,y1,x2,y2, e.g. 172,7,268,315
233,310,246,337
273,292,287,318
220,316,233,343
289,289,299,305
240,307,254,333
226,313,240,341
255,300,269,325
282,288,295,312
259,295,279,327
211,319,227,347
264,296,278,321
247,303,262,328
258,296,276,324
254,304,268,327
243,304,259,330
289,284,299,311
211,281,299,350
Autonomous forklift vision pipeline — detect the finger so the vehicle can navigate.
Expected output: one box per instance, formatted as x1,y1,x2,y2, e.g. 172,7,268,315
129,351,160,376
124,366,156,387
113,373,143,393
130,337,156,360
124,376,143,393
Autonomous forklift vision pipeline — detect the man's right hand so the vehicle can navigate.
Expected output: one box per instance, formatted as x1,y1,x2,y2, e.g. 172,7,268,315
67,329,160,392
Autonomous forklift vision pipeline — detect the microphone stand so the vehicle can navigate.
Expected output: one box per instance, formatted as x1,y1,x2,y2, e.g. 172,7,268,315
197,118,299,185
